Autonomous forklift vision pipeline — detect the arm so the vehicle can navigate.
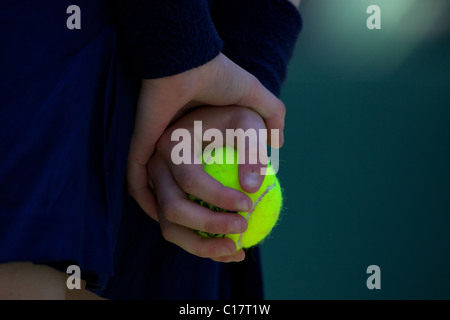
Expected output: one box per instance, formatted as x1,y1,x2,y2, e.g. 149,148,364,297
112,1,287,218
210,0,303,96
145,1,303,261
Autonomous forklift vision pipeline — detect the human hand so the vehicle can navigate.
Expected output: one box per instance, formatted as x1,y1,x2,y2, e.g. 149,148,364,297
147,106,269,262
289,0,301,7
127,53,285,218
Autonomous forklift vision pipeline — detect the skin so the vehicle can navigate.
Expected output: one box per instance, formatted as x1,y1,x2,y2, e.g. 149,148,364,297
131,0,303,258
0,262,106,300
126,53,286,223
0,262,66,300
0,0,301,300
0,60,284,297
148,106,269,263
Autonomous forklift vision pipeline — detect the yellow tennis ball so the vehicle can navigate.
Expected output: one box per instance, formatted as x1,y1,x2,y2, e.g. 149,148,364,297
189,146,283,250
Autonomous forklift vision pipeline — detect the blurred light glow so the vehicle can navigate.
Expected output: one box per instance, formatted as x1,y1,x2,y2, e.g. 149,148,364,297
301,0,450,79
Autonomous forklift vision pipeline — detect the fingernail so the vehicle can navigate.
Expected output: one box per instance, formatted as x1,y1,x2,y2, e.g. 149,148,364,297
244,172,261,191
216,246,232,257
236,198,251,212
229,219,243,234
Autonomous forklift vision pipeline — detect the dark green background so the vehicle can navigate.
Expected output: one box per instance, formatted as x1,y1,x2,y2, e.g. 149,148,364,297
260,0,450,299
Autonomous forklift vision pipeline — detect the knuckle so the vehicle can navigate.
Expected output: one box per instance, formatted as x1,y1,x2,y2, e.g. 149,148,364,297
238,74,259,105
275,100,286,117
238,106,259,120
201,219,219,235
159,226,173,243
212,188,239,211
190,245,207,258
177,171,196,193
192,241,217,259
157,130,171,151
160,199,180,223
203,211,230,235
248,73,260,89
126,183,138,199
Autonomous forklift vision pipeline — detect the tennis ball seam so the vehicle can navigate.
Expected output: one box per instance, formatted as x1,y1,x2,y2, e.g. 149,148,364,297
190,146,282,250
237,180,277,248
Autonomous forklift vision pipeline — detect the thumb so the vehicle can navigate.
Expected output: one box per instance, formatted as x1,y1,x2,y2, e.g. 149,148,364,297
227,109,270,194
199,53,286,148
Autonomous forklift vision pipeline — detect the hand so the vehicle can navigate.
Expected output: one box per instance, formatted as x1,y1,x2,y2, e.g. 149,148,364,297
289,0,301,7
147,106,269,262
127,53,285,218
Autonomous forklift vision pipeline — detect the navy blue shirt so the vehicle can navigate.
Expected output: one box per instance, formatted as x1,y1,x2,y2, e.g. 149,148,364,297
0,0,301,299
0,0,135,276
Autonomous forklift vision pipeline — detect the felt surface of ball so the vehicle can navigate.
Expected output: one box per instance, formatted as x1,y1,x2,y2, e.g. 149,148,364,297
189,146,283,250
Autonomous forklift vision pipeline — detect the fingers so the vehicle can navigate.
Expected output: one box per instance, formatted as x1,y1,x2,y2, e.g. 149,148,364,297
150,153,248,234
126,79,191,218
170,163,253,213
233,71,286,148
126,52,287,262
199,54,286,147
149,153,247,262
127,54,286,217
158,219,245,262
228,108,269,193
211,249,246,263
149,106,269,262
241,77,286,149
161,105,269,200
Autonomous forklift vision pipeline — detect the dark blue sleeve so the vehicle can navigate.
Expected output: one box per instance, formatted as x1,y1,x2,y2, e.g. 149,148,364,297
210,0,303,96
112,0,224,79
